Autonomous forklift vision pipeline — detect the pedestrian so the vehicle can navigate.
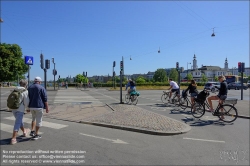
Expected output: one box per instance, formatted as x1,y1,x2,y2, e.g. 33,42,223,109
184,79,198,110
27,77,49,140
66,81,68,89
9,79,29,145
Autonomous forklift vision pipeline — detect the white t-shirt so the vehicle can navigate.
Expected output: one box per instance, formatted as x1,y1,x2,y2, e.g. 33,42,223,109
170,81,179,89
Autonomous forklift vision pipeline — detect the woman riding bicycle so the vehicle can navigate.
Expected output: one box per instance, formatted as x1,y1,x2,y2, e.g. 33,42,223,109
184,79,198,110
125,79,136,95
207,75,228,117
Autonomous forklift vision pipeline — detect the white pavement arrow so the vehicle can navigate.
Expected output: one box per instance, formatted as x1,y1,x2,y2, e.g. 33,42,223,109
79,133,129,144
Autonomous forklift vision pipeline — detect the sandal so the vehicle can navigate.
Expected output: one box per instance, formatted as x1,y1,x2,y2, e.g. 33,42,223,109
10,139,17,145
21,128,30,137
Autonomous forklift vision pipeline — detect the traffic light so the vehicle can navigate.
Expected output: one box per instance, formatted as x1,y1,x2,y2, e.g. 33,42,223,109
45,59,50,69
238,62,242,72
241,62,245,72
59,75,60,79
120,61,123,71
86,72,87,77
40,54,44,69
176,62,179,70
113,61,116,67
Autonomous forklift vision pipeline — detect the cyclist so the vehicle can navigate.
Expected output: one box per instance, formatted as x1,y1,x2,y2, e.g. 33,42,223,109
184,79,198,110
167,78,180,101
207,75,228,117
125,79,136,95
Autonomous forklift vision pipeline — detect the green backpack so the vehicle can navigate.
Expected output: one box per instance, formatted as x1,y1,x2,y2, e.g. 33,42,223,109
7,89,26,109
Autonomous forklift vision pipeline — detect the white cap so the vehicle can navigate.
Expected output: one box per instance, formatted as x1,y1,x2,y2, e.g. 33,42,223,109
34,76,42,82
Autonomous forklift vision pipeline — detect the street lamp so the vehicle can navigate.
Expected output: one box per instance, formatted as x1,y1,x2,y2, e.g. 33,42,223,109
52,58,55,90
187,62,191,77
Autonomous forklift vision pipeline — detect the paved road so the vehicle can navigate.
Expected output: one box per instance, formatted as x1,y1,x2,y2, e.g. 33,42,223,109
0,87,249,165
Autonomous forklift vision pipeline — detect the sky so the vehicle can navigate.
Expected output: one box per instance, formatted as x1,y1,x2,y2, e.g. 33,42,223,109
1,0,249,81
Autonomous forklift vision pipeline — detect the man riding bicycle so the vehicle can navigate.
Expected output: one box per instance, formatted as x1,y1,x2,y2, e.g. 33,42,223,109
125,79,136,95
167,78,180,101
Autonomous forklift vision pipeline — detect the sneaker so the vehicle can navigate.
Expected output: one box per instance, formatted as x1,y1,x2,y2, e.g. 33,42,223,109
30,130,35,137
10,139,17,145
31,135,42,140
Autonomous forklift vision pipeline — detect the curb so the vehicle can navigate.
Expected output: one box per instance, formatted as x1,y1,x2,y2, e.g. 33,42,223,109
80,121,189,136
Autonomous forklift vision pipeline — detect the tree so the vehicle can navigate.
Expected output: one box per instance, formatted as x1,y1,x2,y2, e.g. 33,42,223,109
201,73,208,82
169,68,178,82
214,76,218,82
187,73,193,81
0,43,29,82
153,68,167,82
75,74,88,83
136,76,146,83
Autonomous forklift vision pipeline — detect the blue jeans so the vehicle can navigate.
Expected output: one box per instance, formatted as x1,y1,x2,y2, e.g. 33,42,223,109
12,111,24,131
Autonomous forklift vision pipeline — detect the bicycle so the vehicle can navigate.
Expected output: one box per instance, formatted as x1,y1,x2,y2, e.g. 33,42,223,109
191,97,238,123
161,90,180,107
125,90,140,105
179,90,193,110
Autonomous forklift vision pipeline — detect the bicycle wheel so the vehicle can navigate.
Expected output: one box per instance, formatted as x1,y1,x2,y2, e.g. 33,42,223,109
131,95,138,105
161,93,169,103
191,102,205,118
179,97,188,110
125,94,130,104
219,104,238,123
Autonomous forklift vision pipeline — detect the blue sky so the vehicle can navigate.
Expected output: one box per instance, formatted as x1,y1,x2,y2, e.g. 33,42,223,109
1,1,249,81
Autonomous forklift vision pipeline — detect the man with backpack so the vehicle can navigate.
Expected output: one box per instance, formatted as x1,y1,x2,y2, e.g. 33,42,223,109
7,79,29,145
27,77,49,140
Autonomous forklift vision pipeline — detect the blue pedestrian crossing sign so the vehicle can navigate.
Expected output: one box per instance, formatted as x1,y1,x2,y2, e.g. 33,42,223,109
24,56,33,65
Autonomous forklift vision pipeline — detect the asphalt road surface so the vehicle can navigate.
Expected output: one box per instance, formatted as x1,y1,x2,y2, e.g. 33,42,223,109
0,87,249,165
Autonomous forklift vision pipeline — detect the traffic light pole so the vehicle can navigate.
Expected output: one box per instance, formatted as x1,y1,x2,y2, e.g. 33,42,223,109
241,72,243,100
53,63,55,90
120,70,123,104
44,68,47,90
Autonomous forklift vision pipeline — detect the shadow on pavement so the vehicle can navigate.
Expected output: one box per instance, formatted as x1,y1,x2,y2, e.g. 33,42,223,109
182,118,235,127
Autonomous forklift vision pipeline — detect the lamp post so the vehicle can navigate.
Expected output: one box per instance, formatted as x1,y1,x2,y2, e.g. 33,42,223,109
52,58,55,90
187,62,191,79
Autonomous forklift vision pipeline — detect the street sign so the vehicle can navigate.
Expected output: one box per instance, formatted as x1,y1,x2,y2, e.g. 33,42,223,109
24,56,34,65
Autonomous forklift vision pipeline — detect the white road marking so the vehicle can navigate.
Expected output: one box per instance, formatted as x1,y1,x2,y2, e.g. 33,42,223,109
183,137,225,143
5,117,68,129
0,123,43,135
1,91,10,96
79,133,128,144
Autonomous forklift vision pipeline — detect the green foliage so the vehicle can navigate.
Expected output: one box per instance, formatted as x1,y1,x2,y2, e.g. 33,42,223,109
136,76,146,83
187,73,193,81
0,43,29,82
75,74,88,83
153,68,167,82
201,73,208,83
214,76,218,81
169,68,178,82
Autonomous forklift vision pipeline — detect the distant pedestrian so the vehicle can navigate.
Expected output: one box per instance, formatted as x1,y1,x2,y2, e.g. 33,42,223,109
9,79,29,145
66,81,68,89
27,77,49,140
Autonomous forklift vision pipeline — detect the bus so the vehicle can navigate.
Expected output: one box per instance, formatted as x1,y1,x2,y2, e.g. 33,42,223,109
225,75,248,83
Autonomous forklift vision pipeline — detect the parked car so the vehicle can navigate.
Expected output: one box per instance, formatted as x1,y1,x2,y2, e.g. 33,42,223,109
247,81,250,88
204,82,220,92
228,82,248,90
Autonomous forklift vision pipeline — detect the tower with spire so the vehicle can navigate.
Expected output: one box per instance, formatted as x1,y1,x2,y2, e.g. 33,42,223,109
224,58,228,70
192,54,198,70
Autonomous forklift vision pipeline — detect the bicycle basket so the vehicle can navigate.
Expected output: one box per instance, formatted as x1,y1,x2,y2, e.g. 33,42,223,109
224,98,237,105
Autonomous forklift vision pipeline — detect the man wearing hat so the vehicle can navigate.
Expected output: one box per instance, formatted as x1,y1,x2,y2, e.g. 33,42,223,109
27,77,49,140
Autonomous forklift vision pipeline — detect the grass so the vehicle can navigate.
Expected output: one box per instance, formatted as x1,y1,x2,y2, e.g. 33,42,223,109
109,86,205,91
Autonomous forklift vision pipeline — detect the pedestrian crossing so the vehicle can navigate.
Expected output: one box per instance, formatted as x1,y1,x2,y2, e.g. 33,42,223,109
53,90,102,104
0,116,68,135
